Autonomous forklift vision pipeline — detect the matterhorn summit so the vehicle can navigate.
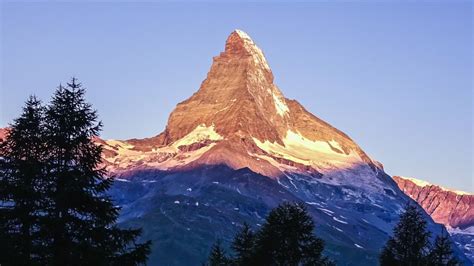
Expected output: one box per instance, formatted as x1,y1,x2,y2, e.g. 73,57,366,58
100,30,469,265
102,30,377,181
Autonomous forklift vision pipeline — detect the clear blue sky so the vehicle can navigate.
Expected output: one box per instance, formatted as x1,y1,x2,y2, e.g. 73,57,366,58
1,1,472,192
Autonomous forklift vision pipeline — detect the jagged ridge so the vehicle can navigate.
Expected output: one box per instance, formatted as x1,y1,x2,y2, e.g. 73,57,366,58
393,176,473,229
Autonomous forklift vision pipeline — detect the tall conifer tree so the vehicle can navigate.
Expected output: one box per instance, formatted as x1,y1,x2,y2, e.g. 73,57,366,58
428,232,459,266
231,223,254,266
0,96,47,265
252,202,333,265
207,240,229,266
380,204,431,266
41,78,150,265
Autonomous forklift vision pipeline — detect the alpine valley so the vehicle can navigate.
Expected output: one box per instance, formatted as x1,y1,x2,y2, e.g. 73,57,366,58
6,30,471,265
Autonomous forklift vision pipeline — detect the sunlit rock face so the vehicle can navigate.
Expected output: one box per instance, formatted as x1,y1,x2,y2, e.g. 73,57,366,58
101,29,377,180
394,176,474,262
0,128,9,142
393,176,473,229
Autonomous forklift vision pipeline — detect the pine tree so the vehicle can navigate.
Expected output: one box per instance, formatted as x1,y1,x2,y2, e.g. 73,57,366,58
207,240,229,266
252,202,333,266
380,203,431,266
41,78,150,265
380,238,399,266
428,232,459,266
231,223,254,266
0,96,48,265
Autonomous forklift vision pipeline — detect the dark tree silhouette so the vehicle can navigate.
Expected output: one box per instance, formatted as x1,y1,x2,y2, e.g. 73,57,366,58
428,232,459,266
207,240,229,266
1,78,150,265
41,78,150,265
252,202,333,266
380,204,431,266
380,239,399,266
207,203,334,266
0,97,48,265
231,223,254,266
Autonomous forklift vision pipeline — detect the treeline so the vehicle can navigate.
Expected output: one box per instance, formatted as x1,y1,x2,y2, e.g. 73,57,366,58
0,79,151,265
205,202,334,266
205,203,460,266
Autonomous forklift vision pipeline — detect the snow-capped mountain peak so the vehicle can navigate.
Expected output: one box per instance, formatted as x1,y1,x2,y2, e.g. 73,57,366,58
225,29,272,74
100,30,379,181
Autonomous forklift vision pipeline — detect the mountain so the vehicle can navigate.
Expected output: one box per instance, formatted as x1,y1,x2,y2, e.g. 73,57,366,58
102,30,469,265
1,30,470,265
393,176,473,229
100,29,377,180
394,176,474,262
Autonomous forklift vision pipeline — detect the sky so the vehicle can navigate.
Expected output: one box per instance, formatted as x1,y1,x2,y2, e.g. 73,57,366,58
1,1,472,192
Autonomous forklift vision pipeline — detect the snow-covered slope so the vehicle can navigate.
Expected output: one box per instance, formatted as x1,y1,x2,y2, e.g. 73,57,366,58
101,124,223,171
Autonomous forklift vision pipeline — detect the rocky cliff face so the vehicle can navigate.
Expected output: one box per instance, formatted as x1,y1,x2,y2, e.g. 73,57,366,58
393,176,473,230
393,176,474,262
0,128,8,142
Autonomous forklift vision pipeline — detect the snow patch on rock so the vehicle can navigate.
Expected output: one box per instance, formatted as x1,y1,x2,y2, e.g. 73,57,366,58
272,92,289,117
172,124,223,148
102,124,224,172
253,130,362,171
333,216,348,224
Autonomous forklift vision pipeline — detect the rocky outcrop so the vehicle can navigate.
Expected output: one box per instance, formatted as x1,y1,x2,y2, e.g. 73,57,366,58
393,176,473,229
0,128,9,142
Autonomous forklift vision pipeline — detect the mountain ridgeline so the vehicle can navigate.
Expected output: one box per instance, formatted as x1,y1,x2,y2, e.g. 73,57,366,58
394,176,474,262
100,29,377,179
102,30,471,265
1,30,470,265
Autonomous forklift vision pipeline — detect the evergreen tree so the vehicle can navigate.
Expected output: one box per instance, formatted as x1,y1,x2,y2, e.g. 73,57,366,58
380,203,431,266
428,232,459,266
231,223,254,266
0,96,48,265
207,240,229,266
380,239,399,266
252,202,333,266
41,78,150,265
